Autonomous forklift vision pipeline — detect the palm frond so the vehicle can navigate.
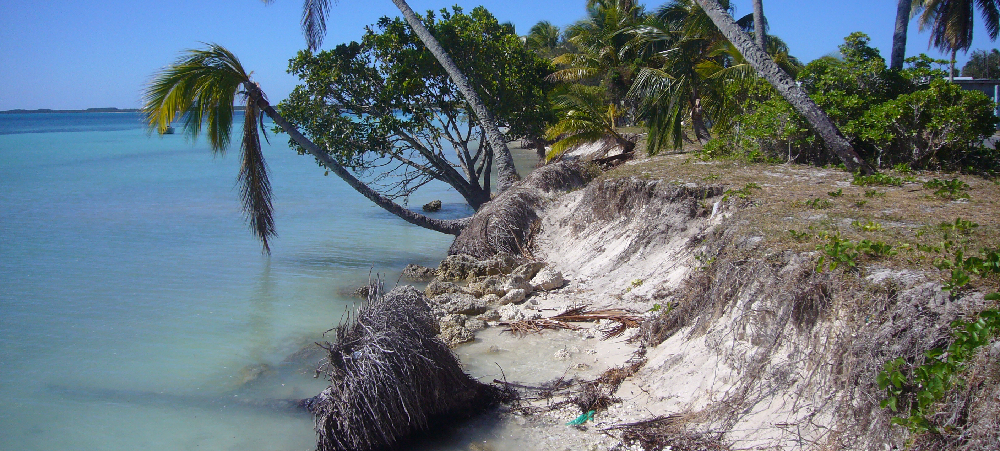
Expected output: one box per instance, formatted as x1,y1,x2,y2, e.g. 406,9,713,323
547,130,606,161
302,0,333,51
239,101,276,253
143,44,276,252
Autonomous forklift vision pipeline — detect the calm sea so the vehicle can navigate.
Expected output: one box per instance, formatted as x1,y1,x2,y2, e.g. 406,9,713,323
0,112,485,450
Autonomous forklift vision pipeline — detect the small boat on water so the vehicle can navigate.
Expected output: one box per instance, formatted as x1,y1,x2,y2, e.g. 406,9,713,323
164,126,175,134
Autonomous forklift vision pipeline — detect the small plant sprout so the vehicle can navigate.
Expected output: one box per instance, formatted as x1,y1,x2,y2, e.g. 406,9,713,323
924,178,970,200
828,188,844,197
852,220,884,232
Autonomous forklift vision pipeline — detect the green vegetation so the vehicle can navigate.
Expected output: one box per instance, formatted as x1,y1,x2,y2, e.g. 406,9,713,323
853,172,905,187
695,34,999,174
878,301,1000,435
279,7,554,210
924,178,971,199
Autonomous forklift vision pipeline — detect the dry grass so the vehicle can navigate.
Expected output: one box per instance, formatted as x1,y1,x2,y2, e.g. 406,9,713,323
606,155,1000,290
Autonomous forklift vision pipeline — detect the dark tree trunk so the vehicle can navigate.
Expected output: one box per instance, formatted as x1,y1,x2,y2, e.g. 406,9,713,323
890,0,911,70
692,0,875,174
258,99,468,236
390,0,520,193
752,0,767,51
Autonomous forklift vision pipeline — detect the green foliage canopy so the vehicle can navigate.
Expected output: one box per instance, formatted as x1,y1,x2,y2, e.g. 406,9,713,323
278,6,554,209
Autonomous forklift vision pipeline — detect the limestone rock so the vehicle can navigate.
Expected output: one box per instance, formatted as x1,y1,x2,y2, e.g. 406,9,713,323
431,292,487,316
465,318,487,332
438,319,475,347
530,268,565,291
401,264,436,282
477,309,501,322
497,304,541,322
480,294,501,306
437,254,487,281
501,274,533,294
512,261,546,281
499,288,526,305
425,279,462,298
467,276,507,298
422,200,442,212
437,254,518,282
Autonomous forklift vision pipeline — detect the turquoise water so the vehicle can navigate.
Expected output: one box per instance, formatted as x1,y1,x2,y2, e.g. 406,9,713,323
0,112,478,450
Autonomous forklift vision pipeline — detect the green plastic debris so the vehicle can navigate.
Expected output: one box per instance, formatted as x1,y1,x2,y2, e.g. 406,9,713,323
566,410,595,425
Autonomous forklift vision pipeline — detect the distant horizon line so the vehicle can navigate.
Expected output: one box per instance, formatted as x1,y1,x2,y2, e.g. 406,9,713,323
0,106,249,114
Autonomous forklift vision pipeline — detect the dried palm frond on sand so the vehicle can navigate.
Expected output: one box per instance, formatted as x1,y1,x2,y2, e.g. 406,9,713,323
501,305,643,339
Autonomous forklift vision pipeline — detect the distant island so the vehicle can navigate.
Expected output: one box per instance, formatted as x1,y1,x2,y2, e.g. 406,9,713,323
0,106,247,114
0,107,140,114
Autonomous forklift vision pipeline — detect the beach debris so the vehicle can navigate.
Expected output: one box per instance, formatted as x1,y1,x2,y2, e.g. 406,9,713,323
304,284,508,451
603,415,730,451
566,410,595,425
499,306,643,340
501,318,580,336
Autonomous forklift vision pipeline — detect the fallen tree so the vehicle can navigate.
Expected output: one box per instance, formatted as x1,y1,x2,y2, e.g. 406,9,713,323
303,284,508,451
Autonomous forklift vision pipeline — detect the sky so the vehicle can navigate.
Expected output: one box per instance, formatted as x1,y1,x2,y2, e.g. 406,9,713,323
2,0,999,110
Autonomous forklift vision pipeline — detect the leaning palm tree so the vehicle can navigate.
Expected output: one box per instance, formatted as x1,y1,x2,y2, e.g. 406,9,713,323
291,0,520,193
915,0,1000,80
144,44,467,252
144,44,276,252
689,0,874,174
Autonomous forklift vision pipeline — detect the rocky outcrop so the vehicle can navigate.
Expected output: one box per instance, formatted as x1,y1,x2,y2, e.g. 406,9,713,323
422,200,442,212
401,264,436,282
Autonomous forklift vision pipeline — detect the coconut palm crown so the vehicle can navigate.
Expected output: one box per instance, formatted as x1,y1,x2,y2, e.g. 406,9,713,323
143,44,276,253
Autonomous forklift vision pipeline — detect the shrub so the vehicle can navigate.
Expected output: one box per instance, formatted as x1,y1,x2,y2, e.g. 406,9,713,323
855,79,999,170
702,33,999,174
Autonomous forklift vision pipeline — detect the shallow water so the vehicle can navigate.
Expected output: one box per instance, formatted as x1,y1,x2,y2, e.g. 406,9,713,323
0,112,549,451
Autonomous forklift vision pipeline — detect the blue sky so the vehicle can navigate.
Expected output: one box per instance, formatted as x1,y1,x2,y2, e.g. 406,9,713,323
2,0,998,110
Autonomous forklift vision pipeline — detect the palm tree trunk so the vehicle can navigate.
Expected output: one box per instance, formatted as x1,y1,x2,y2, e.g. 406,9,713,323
692,0,875,174
752,0,767,51
890,0,912,70
950,48,957,82
688,95,711,144
256,98,469,236
390,0,520,193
